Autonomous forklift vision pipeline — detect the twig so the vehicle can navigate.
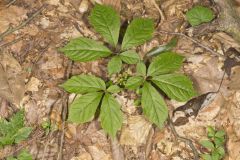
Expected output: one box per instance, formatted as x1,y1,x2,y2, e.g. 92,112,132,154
150,0,166,26
26,43,50,84
0,4,46,40
168,118,199,160
7,0,17,7
57,60,73,160
0,37,22,48
41,99,59,160
156,30,225,58
41,130,54,160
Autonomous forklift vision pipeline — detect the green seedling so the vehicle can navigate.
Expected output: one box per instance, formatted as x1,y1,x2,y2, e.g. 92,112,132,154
0,111,32,148
7,149,32,160
200,126,226,160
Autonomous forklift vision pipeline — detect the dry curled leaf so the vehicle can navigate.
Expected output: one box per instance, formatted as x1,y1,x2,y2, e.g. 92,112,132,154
173,92,217,118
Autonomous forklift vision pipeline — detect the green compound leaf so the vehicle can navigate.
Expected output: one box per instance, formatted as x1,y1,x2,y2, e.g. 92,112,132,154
152,74,196,102
60,37,112,62
186,6,215,26
136,62,147,76
214,137,225,147
119,50,140,64
61,74,106,94
215,130,225,138
7,149,32,160
0,111,32,147
100,93,123,138
217,146,225,157
7,157,17,160
107,56,122,75
89,4,120,46
121,18,154,50
125,76,144,90
201,154,212,160
14,127,32,143
141,82,168,128
0,111,24,137
147,52,184,77
68,92,103,123
212,150,221,160
200,140,215,150
18,150,33,160
107,85,121,93
207,126,216,138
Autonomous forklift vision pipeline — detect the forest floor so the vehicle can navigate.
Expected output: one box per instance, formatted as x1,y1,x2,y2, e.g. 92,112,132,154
0,0,240,160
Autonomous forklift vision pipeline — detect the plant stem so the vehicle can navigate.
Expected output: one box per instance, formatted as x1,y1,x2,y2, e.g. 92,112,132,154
168,118,200,160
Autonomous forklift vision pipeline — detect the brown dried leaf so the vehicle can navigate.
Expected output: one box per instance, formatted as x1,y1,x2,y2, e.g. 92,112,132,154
110,138,124,160
71,153,92,160
212,32,240,51
223,48,240,76
225,92,240,159
226,125,240,160
26,77,41,92
187,57,225,94
120,115,152,146
228,66,240,90
0,52,25,106
227,91,240,138
0,6,27,33
88,146,112,160
224,57,240,77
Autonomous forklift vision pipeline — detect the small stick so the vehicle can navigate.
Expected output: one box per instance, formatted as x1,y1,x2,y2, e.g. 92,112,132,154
0,4,46,40
156,30,225,58
0,37,22,48
41,131,54,160
57,60,73,160
7,0,17,7
168,118,200,160
150,0,166,26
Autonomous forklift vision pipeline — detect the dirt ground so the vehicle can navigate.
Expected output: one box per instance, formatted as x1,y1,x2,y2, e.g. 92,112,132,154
0,0,240,159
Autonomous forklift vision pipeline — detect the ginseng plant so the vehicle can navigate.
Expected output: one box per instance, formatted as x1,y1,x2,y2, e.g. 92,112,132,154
60,4,196,137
